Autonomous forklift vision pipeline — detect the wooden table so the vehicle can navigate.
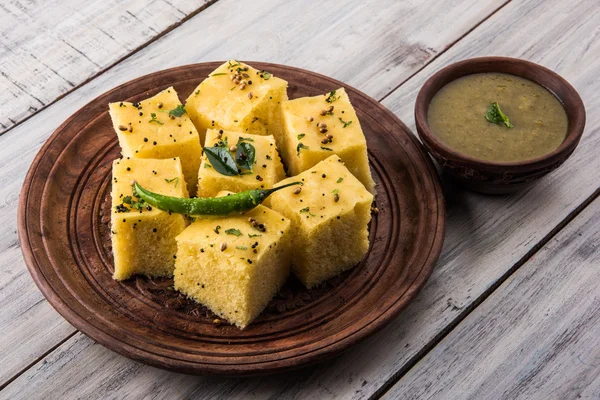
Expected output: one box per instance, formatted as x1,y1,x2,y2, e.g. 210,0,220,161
1,0,598,398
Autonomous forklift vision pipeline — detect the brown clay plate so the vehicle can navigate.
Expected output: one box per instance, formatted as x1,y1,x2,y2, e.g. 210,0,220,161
18,62,445,376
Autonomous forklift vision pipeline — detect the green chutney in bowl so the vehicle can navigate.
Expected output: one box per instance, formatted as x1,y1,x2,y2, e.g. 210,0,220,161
427,73,568,163
415,57,585,194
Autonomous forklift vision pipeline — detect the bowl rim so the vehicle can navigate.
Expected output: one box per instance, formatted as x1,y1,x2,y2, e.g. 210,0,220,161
414,56,586,171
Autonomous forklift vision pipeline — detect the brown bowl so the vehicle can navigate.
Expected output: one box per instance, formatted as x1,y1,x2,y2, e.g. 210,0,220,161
415,56,586,194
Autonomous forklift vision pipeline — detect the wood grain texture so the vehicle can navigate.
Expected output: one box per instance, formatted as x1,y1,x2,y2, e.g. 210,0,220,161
12,0,591,397
17,62,444,375
0,0,212,134
383,196,600,400
0,0,505,388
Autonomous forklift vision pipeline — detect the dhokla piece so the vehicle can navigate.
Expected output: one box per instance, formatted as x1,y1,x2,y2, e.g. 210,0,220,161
111,157,188,281
174,194,292,328
184,60,288,145
109,86,202,195
269,155,374,288
280,87,376,193
197,129,286,198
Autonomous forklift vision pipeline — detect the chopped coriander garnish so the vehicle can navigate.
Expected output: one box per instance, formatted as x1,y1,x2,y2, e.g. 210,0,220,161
297,133,306,140
204,163,212,168
262,71,272,80
325,90,340,103
237,136,255,143
225,228,242,236
337,177,344,183
228,60,240,68
248,233,262,238
297,142,309,156
299,207,316,217
168,104,186,118
332,189,339,195
321,147,333,151
338,117,352,128
210,73,227,77
165,177,179,187
149,113,163,125
195,90,200,95
485,102,513,128
236,246,248,250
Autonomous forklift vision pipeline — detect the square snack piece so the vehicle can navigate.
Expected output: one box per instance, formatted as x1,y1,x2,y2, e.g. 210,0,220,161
269,155,373,288
109,86,202,195
111,157,188,281
197,129,286,198
280,87,375,193
185,60,288,145
174,193,292,329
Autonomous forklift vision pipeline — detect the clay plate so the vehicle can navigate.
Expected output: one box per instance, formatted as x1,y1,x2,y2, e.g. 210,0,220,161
18,62,445,375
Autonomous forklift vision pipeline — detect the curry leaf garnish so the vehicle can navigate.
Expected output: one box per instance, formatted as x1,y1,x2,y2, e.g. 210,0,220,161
338,117,352,128
325,90,340,103
149,113,163,125
235,142,256,170
168,104,186,117
297,142,309,156
226,228,242,236
485,102,513,128
204,147,239,176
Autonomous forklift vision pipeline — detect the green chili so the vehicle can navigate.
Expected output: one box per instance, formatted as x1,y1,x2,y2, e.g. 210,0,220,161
133,181,302,216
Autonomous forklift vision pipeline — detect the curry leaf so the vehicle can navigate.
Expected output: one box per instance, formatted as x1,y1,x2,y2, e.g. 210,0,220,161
235,142,256,170
204,147,239,176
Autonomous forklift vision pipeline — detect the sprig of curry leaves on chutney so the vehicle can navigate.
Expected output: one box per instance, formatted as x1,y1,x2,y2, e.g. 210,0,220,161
485,102,513,128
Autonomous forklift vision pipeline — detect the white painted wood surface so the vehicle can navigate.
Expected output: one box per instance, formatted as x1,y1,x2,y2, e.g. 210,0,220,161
0,0,210,134
2,0,600,398
382,197,600,400
0,0,507,390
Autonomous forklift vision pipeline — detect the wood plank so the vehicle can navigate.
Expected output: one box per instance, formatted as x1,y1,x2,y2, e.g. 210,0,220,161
7,0,598,397
382,196,600,399
0,0,213,134
0,0,506,389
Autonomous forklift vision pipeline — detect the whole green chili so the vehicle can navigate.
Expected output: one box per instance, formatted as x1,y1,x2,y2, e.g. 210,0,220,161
133,181,301,216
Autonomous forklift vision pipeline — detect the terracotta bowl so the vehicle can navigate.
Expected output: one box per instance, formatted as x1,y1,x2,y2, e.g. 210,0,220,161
414,57,586,194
